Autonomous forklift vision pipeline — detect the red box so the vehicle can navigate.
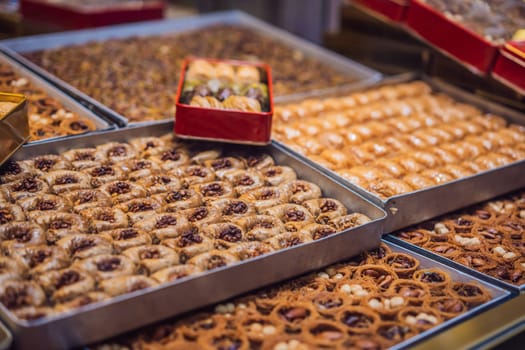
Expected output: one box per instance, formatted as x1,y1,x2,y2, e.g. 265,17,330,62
492,41,525,96
20,0,165,30
352,0,409,23
406,0,499,74
175,58,274,145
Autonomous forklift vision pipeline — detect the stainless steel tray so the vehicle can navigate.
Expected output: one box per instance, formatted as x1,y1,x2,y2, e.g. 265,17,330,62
386,234,525,294
0,52,114,144
0,10,382,126
274,74,525,233
0,321,11,350
386,240,513,350
2,121,386,350
88,240,513,349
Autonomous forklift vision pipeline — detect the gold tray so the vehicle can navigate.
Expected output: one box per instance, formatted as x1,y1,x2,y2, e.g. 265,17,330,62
0,92,29,166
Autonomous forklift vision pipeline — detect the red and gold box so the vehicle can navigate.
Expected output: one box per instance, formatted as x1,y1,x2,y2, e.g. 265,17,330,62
492,41,525,95
406,0,499,74
352,0,409,23
20,0,165,30
174,58,274,145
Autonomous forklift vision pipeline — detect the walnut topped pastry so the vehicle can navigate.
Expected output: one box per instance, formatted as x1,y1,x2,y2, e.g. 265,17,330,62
0,133,369,321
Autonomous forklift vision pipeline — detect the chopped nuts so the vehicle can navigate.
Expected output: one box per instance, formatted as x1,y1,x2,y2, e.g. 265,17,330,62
433,223,449,235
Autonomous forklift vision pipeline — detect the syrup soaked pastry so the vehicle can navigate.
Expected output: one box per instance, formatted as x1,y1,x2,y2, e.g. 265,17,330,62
10,244,69,275
0,257,27,284
272,81,525,198
222,169,265,195
36,267,95,302
136,174,182,195
23,154,70,175
188,250,239,271
18,194,71,216
263,204,315,232
57,234,113,260
192,181,235,201
65,189,112,213
117,197,162,223
134,213,189,240
239,186,290,212
43,170,92,194
74,254,136,281
1,176,50,201
100,180,147,204
280,180,322,204
151,265,203,284
87,164,126,187
97,142,137,163
396,190,525,286
99,275,158,297
129,136,167,157
33,212,86,242
105,228,152,252
55,292,109,313
120,159,161,181
122,245,179,274
62,148,106,170
234,215,285,241
0,160,35,184
153,188,203,212
81,207,128,233
161,226,214,262
0,134,371,320
0,202,25,225
0,222,46,250
208,198,256,219
0,280,46,310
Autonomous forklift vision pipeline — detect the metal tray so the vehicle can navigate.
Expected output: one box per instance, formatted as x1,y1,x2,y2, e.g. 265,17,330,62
0,321,11,350
0,52,114,144
87,239,513,349
386,234,525,294
274,74,525,233
0,10,382,126
385,240,514,350
2,121,386,350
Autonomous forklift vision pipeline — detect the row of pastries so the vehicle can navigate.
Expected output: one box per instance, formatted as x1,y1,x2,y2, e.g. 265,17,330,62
0,133,371,321
273,81,525,198
94,243,492,350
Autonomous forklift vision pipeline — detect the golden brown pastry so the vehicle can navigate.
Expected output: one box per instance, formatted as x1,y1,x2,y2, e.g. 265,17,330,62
74,254,136,281
122,245,179,274
57,233,113,260
36,267,95,302
99,275,158,297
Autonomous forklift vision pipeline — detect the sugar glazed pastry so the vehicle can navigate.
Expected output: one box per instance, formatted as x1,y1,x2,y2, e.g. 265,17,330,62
0,61,96,141
273,81,525,199
96,243,492,350
397,190,525,286
0,133,370,321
